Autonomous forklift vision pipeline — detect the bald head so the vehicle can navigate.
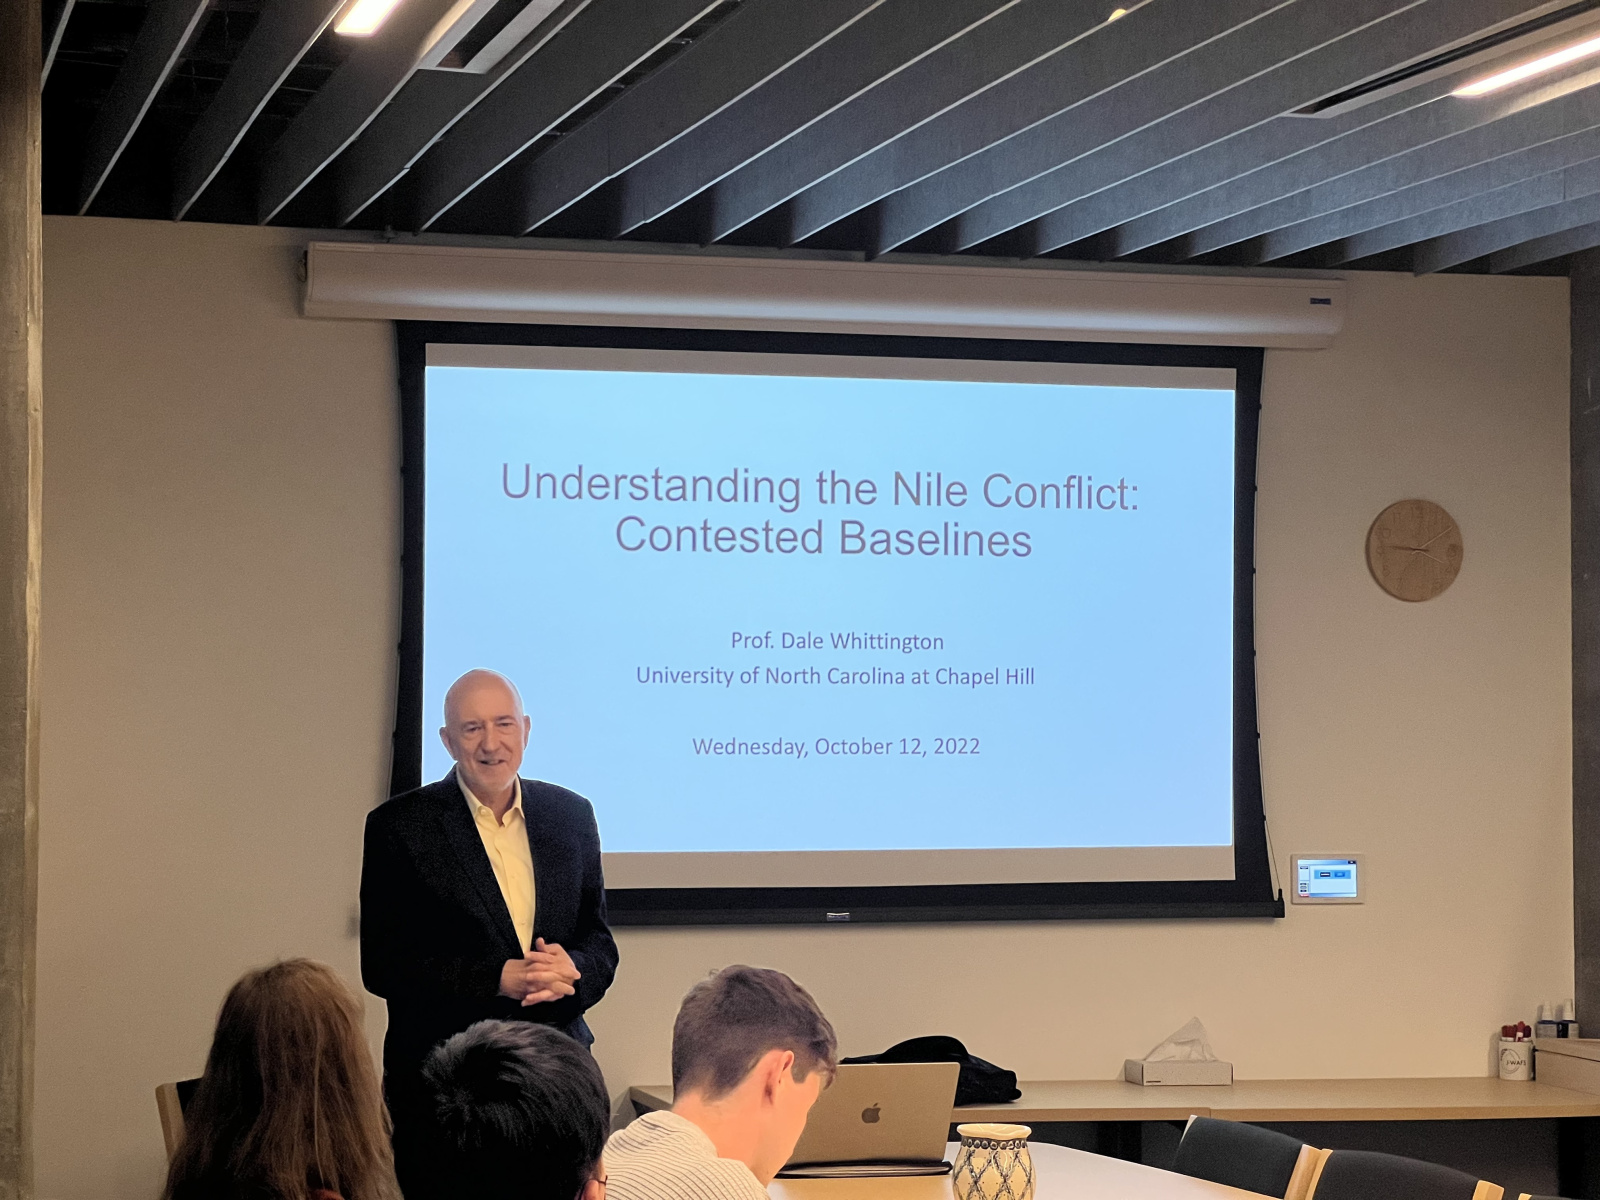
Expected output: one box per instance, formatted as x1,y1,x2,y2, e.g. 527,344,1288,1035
440,669,530,812
444,669,525,727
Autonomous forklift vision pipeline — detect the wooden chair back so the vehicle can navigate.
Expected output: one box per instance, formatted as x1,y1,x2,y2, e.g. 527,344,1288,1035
1174,1115,1321,1199
1307,1149,1502,1200
154,1077,201,1163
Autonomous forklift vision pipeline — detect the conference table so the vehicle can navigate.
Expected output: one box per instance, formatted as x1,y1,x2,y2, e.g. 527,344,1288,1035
631,1077,1600,1193
933,1076,1600,1122
769,1141,1272,1200
630,1075,1600,1127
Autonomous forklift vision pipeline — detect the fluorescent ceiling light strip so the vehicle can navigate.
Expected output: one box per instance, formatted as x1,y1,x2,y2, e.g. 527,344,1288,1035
1455,30,1600,95
335,0,403,36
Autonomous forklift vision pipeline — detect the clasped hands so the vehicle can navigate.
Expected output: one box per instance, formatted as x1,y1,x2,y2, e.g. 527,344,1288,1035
499,938,581,1006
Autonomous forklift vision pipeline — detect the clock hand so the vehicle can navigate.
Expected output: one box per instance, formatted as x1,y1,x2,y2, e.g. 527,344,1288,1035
1408,548,1447,566
1416,524,1456,551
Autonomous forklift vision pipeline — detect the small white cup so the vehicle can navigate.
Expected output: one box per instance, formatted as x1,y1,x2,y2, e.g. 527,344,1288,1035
1498,1038,1533,1081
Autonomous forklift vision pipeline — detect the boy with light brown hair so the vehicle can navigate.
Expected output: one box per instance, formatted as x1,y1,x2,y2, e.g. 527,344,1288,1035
605,965,838,1200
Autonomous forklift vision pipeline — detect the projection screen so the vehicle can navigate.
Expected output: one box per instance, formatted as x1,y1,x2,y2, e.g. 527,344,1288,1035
392,323,1278,925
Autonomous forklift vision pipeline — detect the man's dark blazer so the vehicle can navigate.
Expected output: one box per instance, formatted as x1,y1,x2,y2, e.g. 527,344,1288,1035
359,772,619,1087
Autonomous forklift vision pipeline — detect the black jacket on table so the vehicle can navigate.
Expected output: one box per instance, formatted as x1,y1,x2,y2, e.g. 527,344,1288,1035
359,772,618,1085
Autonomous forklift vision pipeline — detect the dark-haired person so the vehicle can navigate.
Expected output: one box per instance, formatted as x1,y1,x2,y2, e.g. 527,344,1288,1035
163,959,400,1200
423,1020,609,1200
605,965,837,1200
361,668,618,1195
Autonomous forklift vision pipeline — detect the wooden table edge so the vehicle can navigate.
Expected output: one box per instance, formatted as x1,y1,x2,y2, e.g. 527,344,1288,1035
1214,1104,1600,1121
627,1080,1600,1125
951,1105,1211,1122
628,1085,1210,1124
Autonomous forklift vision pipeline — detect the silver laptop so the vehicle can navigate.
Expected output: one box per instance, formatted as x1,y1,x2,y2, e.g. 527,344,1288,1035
778,1062,960,1178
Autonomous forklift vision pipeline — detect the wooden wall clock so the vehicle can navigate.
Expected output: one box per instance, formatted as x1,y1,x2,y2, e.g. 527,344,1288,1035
1366,499,1463,602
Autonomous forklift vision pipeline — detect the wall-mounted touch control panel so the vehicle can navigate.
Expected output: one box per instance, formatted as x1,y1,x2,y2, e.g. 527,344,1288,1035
1290,854,1363,904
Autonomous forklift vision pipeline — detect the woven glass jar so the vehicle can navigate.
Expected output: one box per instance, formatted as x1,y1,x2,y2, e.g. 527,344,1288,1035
952,1122,1034,1200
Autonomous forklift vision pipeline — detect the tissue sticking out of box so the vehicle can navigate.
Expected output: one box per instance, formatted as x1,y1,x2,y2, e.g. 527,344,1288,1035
1124,1018,1234,1086
1144,1017,1217,1062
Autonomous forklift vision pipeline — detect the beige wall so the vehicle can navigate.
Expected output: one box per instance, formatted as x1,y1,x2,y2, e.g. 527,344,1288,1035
37,217,1573,1199
38,219,398,1200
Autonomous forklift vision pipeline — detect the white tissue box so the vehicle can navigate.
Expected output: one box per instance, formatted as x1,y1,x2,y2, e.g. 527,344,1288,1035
1123,1059,1234,1086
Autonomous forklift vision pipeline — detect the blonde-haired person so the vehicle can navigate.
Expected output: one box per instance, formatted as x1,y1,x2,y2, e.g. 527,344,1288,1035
163,959,401,1200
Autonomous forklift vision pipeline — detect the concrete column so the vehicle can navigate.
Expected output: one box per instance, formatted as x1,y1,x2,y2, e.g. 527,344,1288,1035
0,0,42,1188
1575,250,1600,1030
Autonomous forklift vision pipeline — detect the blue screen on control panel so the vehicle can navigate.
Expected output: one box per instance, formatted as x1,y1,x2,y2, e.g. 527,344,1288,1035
1297,858,1359,900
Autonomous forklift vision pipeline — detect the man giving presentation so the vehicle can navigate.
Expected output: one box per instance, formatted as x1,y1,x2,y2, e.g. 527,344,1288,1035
361,668,618,1196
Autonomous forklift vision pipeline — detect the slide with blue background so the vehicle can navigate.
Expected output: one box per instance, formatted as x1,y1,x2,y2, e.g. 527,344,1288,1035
422,361,1236,861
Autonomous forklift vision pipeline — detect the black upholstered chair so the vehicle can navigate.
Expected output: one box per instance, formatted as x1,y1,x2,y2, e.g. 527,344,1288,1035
1173,1116,1326,1200
1308,1149,1504,1200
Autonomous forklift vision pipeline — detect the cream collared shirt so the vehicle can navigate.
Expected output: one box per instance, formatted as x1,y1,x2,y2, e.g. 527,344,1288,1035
459,772,536,952
605,1111,769,1200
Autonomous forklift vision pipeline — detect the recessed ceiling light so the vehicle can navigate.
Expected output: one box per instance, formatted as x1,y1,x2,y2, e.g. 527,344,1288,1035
335,0,403,36
1454,29,1600,96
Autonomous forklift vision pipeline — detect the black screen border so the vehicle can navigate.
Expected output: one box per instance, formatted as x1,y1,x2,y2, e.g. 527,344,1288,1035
393,320,1282,925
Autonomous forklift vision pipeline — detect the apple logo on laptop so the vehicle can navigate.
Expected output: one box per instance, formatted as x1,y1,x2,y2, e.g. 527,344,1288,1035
861,1105,880,1124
